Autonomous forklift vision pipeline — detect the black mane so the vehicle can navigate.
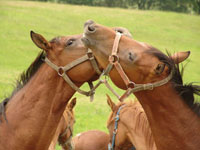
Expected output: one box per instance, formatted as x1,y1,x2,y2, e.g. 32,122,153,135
0,52,45,122
147,48,200,117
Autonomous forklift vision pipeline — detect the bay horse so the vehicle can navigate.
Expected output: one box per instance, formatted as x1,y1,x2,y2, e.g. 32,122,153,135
81,20,200,150
0,27,132,150
48,98,76,150
107,95,157,150
0,32,101,150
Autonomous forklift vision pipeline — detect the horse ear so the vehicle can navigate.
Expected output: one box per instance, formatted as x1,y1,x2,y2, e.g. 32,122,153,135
68,97,77,111
106,94,116,112
30,31,51,52
170,51,190,64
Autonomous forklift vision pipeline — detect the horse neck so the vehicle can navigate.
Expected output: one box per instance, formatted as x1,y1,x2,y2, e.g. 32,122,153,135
123,104,156,150
135,83,200,150
1,64,82,150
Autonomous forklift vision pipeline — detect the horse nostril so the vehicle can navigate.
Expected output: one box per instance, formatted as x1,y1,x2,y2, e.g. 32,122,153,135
88,25,95,32
84,20,95,28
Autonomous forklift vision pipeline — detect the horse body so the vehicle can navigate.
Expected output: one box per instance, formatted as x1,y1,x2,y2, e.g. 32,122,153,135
72,130,110,150
82,20,200,150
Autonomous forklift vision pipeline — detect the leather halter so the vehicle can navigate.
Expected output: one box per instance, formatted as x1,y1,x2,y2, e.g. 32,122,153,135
44,49,101,101
44,48,124,101
108,105,136,150
103,32,173,101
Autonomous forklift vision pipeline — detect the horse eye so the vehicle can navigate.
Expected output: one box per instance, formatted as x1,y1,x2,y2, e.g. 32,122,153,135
66,39,74,46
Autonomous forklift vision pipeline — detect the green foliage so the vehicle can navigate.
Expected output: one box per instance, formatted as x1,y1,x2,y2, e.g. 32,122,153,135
0,1,200,149
29,0,200,14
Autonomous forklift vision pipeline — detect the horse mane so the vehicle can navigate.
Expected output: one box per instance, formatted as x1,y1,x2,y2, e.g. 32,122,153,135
127,101,156,149
147,48,200,117
0,52,45,122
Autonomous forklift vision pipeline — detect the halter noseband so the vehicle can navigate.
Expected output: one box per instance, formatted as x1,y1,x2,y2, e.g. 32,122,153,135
44,49,101,101
103,32,173,101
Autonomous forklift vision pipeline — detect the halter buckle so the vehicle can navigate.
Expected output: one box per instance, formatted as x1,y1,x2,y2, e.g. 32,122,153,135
58,67,65,76
109,55,119,64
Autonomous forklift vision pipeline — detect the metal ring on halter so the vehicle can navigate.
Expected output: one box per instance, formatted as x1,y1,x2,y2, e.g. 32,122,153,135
127,81,135,88
58,67,65,76
87,50,94,59
113,129,117,134
109,55,119,64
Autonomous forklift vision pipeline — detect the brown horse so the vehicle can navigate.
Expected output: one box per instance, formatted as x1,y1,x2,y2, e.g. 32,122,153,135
107,95,157,150
48,98,76,150
0,27,132,150
82,20,200,150
72,130,110,150
0,32,101,150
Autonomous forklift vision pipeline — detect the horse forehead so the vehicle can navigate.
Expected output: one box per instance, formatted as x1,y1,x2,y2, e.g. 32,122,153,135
63,34,82,40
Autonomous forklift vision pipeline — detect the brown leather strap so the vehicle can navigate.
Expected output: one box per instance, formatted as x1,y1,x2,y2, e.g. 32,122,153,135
87,49,102,75
88,81,94,102
44,49,102,101
113,62,135,88
111,32,121,56
103,32,174,102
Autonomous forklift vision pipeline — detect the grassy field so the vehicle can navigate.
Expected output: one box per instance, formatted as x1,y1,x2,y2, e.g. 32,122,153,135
0,0,200,149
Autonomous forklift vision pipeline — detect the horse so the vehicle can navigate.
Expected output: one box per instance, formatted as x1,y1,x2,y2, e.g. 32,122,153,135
48,98,76,150
106,95,157,150
81,20,200,150
0,27,132,150
0,32,102,150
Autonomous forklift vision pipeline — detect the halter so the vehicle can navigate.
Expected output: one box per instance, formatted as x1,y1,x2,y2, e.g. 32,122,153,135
44,47,128,102
103,32,173,101
108,105,136,150
44,49,101,101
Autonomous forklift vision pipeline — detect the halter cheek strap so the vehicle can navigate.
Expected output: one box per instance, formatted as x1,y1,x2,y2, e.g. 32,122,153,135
108,105,136,150
103,32,173,101
44,49,102,101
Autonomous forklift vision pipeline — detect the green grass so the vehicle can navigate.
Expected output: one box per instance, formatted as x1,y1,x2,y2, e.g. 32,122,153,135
0,1,200,149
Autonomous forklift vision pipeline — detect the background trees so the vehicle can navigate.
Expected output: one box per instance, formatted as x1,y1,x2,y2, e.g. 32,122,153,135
28,0,200,15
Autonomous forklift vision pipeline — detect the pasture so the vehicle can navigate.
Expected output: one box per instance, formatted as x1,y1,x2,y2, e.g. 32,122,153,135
0,0,200,149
